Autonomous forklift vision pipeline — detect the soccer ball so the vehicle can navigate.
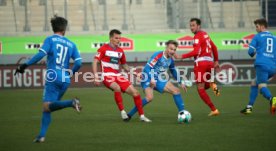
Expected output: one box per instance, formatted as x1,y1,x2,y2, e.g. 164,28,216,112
177,110,192,124
181,80,193,87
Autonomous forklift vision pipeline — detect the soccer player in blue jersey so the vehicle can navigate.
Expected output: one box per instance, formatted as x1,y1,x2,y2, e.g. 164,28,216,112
14,15,82,142
127,40,188,120
240,18,276,115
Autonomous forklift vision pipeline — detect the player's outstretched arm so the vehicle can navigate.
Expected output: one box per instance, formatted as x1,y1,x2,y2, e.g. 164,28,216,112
14,51,46,76
121,64,130,72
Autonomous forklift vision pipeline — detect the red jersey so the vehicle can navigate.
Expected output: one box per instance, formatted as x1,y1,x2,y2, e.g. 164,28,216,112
94,44,126,76
182,30,218,63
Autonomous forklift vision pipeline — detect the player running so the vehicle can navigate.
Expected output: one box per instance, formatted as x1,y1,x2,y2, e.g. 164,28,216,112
175,18,220,116
127,40,188,120
92,29,151,122
240,18,276,115
14,15,82,143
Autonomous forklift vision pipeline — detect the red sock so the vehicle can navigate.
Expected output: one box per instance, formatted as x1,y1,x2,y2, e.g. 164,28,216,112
197,88,216,111
205,82,210,90
114,92,124,111
133,95,144,115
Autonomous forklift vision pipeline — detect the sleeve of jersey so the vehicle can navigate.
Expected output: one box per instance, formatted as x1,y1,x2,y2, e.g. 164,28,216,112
26,51,46,66
39,37,51,55
169,60,181,84
72,45,82,74
120,52,127,64
210,40,218,61
182,37,200,59
94,47,105,61
248,36,257,57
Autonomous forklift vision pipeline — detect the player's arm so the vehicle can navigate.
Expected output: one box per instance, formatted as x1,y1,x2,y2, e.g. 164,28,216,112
120,52,131,73
169,60,188,92
92,48,104,85
143,63,156,88
121,64,130,72
71,44,82,75
180,36,201,59
14,38,50,75
210,39,219,69
248,35,258,57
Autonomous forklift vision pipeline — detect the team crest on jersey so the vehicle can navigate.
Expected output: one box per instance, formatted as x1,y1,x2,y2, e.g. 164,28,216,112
194,39,199,44
149,59,157,67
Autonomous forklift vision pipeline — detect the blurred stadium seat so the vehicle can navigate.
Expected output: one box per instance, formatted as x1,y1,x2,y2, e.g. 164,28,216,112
0,0,273,34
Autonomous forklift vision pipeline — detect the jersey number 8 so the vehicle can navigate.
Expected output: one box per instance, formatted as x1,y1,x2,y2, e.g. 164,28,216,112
266,38,273,53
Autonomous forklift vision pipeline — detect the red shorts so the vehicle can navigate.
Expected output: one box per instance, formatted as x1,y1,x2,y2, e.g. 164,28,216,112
194,61,214,83
103,76,131,92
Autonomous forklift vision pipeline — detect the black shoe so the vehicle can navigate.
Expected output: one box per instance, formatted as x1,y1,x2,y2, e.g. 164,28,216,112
240,107,252,114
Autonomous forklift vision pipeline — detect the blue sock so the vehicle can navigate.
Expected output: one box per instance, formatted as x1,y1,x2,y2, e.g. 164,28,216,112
49,100,73,112
260,87,272,101
128,98,149,117
38,112,51,137
248,86,258,106
173,94,185,112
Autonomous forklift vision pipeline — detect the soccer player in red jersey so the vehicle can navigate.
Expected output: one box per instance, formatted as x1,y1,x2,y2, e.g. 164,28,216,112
175,18,220,116
92,29,151,122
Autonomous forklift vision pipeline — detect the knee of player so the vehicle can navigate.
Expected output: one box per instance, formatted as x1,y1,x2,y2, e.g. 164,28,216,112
132,90,140,97
146,95,154,102
258,83,267,90
42,102,51,112
172,88,180,95
113,86,121,92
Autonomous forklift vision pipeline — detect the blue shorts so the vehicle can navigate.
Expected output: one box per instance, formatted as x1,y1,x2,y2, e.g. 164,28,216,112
43,81,70,102
255,65,276,85
141,79,168,93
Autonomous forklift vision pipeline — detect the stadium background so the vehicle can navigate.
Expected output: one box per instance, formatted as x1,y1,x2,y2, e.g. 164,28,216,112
1,1,276,151
0,0,276,88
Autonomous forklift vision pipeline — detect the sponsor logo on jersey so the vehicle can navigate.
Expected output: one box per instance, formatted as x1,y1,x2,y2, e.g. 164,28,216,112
105,50,122,58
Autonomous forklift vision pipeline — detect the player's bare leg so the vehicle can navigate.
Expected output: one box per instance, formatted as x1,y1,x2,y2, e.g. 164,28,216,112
125,85,151,122
163,82,185,113
127,87,153,120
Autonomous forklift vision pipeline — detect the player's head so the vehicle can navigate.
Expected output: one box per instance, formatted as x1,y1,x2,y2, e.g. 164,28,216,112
190,18,201,34
254,18,268,33
109,29,121,47
50,15,68,35
165,40,178,58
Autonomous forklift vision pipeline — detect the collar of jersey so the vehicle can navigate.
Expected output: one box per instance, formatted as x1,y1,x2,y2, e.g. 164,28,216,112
108,43,118,51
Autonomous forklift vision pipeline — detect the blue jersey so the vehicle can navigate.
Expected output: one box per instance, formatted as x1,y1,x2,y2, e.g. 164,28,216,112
145,51,178,81
38,34,81,83
249,31,276,68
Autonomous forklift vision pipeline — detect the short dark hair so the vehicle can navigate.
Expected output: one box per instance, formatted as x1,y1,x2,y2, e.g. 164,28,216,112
109,29,122,37
190,18,201,25
254,18,268,28
166,40,178,47
51,15,68,32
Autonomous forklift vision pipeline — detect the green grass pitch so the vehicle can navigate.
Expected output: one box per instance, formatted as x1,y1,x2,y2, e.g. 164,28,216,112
0,86,276,151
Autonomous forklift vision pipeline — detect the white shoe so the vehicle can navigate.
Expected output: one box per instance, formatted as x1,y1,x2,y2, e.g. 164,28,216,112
121,110,129,121
140,115,152,122
33,136,45,143
73,98,82,113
